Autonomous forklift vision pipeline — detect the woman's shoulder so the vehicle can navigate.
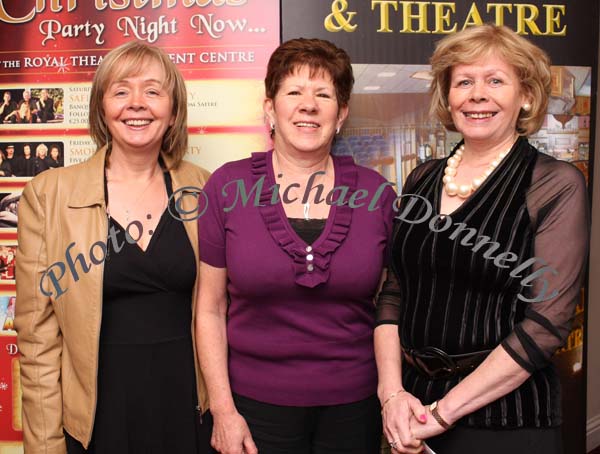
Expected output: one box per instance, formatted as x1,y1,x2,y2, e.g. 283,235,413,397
25,149,105,202
532,150,586,190
403,159,443,191
26,158,81,191
207,153,263,184
173,159,211,185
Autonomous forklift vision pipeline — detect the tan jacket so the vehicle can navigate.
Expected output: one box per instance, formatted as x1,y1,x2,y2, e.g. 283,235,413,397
15,147,210,453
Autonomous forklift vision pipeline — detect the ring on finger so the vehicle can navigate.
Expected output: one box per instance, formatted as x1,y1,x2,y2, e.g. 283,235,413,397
389,440,399,449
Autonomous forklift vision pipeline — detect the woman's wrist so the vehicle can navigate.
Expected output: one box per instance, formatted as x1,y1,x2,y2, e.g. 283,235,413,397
208,399,237,417
434,398,458,426
377,382,404,403
381,389,406,410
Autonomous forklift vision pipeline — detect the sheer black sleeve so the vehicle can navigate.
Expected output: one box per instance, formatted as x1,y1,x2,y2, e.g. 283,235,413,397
375,160,439,326
501,154,589,372
375,268,402,326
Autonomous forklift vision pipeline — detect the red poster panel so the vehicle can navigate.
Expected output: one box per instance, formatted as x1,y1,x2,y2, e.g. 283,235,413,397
0,1,278,82
0,1,280,171
0,2,280,451
0,329,20,446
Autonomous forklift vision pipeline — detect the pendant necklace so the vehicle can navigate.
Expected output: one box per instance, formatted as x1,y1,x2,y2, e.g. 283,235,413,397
106,163,162,224
303,201,310,221
273,151,329,220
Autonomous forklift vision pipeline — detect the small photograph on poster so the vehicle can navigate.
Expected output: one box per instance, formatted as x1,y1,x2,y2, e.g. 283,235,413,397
0,245,16,282
0,88,64,124
0,295,15,332
0,191,20,229
0,141,64,177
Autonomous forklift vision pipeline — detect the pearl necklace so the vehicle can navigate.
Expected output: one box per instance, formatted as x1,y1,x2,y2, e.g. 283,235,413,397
442,145,509,199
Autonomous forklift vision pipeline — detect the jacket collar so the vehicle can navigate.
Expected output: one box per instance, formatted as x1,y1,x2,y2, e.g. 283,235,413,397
67,146,182,208
67,146,107,208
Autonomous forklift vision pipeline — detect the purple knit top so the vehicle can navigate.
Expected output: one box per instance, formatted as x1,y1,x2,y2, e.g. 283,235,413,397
198,150,397,406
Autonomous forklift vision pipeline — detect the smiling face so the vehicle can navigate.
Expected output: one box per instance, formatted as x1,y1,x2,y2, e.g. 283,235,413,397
264,65,348,158
448,54,529,149
102,59,174,155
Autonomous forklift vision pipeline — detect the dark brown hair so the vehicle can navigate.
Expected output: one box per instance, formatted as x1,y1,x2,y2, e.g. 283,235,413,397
265,38,354,107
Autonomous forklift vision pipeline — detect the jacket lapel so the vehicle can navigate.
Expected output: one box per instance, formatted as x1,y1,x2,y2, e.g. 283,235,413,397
67,146,107,209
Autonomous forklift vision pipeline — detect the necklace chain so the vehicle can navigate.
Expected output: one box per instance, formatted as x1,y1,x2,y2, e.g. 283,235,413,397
272,151,330,220
106,163,162,223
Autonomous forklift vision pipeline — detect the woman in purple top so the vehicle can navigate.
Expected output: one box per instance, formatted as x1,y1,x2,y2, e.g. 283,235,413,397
196,38,397,454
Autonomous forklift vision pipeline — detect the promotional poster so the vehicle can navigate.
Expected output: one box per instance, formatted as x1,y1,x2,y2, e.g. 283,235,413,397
0,1,280,451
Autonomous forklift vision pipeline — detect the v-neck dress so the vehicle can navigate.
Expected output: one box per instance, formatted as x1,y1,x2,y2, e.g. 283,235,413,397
198,150,397,406
377,137,589,431
66,173,206,454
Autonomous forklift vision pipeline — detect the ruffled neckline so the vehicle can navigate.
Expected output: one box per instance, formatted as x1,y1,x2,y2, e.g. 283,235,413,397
251,150,357,288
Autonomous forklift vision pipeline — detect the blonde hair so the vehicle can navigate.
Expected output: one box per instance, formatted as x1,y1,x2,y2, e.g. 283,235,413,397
36,143,48,157
429,24,551,136
89,41,188,167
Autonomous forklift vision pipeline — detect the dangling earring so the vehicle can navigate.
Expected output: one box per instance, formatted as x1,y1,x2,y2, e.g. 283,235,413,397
270,122,275,133
522,103,531,112
336,126,340,135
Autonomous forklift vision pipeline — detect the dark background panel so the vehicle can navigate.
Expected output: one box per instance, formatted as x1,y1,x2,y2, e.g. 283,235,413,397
282,0,599,66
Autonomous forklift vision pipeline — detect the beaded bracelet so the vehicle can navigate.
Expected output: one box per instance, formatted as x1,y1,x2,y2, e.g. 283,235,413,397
381,389,406,411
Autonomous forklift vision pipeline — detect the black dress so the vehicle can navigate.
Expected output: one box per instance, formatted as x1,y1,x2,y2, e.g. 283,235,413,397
377,138,589,453
66,173,211,454
0,160,12,176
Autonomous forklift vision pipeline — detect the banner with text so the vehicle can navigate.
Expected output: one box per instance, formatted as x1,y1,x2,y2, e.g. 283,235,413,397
0,1,280,451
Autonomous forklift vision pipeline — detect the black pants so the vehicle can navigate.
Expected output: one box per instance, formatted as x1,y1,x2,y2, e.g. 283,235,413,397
233,393,382,454
426,424,563,454
65,410,215,454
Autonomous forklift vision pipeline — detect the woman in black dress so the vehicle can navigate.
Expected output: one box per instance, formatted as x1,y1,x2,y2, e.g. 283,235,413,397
375,25,589,454
0,149,13,176
16,41,214,453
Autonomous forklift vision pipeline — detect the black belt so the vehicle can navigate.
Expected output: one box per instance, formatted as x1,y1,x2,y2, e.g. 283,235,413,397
402,346,492,379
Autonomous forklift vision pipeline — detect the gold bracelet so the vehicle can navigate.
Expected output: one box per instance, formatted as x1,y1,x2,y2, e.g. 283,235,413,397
381,389,406,410
430,401,453,430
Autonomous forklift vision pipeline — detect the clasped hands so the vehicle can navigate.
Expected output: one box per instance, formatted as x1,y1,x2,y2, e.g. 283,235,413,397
381,390,450,454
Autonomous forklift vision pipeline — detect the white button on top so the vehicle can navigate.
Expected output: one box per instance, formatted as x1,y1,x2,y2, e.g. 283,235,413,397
307,264,314,272
306,245,313,252
306,254,314,261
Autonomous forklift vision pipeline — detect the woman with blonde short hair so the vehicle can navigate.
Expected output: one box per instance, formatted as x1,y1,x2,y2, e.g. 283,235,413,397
375,24,589,454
